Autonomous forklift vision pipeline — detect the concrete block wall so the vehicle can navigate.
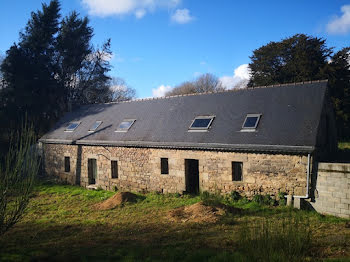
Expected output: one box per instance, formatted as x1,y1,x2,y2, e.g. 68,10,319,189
311,162,350,218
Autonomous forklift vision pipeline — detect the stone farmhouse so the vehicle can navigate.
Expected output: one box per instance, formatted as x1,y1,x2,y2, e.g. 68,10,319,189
40,80,337,199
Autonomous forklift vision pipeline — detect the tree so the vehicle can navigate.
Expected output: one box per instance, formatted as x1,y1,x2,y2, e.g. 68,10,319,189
0,123,40,235
0,0,113,142
165,73,225,96
248,34,350,139
328,47,350,139
248,34,332,87
1,0,61,136
0,54,4,90
108,77,136,102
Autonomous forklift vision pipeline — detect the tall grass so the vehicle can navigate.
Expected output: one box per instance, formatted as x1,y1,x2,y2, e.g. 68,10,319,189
236,213,312,262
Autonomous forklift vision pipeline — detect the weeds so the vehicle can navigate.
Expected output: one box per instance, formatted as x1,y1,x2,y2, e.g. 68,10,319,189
200,191,223,206
236,213,312,262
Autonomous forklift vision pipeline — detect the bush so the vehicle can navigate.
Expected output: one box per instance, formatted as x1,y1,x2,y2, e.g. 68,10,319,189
200,191,223,206
278,192,287,206
238,196,250,205
0,123,40,235
230,191,241,201
252,194,264,205
237,214,312,262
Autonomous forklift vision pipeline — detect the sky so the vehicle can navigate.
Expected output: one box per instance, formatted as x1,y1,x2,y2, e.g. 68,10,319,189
0,0,350,98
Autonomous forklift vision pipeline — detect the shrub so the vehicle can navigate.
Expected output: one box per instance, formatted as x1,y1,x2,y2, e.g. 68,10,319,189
230,191,241,201
200,191,223,206
252,194,264,205
278,192,287,206
238,196,250,205
0,123,40,235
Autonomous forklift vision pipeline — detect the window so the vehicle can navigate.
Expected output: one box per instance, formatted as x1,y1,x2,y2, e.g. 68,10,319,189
116,119,136,132
189,116,215,131
65,122,80,132
111,160,118,179
64,157,70,172
242,114,261,130
161,158,169,175
232,162,243,181
89,121,102,132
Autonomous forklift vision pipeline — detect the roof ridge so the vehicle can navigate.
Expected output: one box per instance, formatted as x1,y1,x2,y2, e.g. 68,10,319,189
104,79,328,105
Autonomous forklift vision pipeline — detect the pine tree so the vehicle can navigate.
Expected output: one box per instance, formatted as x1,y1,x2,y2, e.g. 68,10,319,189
0,0,114,147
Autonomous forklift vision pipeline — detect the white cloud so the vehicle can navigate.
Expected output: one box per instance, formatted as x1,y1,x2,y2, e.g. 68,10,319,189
135,9,146,19
82,0,181,18
327,5,350,35
219,64,251,89
152,84,172,97
171,8,194,24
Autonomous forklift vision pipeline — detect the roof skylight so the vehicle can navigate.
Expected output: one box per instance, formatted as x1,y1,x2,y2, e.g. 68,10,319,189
116,119,136,132
65,122,80,132
242,114,261,130
89,121,102,132
189,116,215,131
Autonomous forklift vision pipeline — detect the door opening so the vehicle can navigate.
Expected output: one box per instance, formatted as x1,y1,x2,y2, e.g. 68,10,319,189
88,158,97,185
185,159,199,194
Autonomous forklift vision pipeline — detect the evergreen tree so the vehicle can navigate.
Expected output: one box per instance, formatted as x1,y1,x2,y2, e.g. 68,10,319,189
328,47,350,139
248,34,332,86
248,34,350,139
0,0,61,136
0,0,114,147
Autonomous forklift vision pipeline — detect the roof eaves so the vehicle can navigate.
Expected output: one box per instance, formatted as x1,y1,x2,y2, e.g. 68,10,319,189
39,138,314,154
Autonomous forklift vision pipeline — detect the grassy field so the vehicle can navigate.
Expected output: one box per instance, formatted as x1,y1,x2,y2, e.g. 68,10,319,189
339,142,350,150
0,182,349,262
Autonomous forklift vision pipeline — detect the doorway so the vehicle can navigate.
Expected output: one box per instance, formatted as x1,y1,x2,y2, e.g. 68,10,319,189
185,159,199,194
88,158,97,185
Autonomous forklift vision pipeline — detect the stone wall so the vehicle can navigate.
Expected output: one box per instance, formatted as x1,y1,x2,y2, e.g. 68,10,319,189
310,162,350,218
43,144,309,197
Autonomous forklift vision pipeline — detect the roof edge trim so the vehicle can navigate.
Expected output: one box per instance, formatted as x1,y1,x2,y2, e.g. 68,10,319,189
39,138,314,154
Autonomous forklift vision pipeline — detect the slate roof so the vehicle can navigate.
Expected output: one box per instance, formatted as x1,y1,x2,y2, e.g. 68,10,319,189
40,80,328,153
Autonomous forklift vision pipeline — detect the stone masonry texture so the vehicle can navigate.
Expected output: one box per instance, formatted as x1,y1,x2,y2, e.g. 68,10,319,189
311,162,350,219
43,144,310,198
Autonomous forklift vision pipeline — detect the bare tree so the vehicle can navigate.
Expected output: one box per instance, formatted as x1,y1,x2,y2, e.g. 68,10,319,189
165,81,196,96
108,77,136,102
194,73,225,93
232,79,249,89
165,73,225,96
0,123,40,235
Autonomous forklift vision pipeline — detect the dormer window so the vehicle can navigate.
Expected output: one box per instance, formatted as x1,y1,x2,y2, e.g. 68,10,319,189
65,122,80,132
242,114,261,131
189,116,215,131
116,119,136,132
89,121,102,132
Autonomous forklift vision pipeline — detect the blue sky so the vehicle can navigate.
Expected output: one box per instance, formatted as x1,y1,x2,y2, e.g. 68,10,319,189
1,0,350,98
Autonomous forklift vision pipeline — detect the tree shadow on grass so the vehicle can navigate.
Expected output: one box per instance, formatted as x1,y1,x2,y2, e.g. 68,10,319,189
0,221,239,262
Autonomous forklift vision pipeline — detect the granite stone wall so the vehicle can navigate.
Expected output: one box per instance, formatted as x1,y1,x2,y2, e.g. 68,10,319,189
43,144,309,198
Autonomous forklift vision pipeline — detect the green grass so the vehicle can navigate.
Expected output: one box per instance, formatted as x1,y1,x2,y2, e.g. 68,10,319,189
339,142,350,150
0,182,349,261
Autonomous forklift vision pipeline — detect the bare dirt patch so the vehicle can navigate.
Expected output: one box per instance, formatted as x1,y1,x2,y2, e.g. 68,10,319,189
167,201,228,223
92,192,138,210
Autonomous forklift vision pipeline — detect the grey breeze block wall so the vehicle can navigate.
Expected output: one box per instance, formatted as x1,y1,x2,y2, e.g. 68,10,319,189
43,144,310,198
311,163,350,219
